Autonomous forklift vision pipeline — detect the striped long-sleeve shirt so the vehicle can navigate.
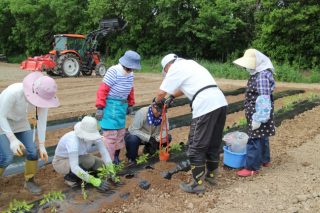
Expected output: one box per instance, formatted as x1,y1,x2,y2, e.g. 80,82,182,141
103,64,134,99
96,64,135,108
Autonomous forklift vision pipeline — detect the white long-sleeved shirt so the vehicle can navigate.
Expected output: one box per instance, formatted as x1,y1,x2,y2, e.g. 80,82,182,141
0,83,47,143
54,131,112,182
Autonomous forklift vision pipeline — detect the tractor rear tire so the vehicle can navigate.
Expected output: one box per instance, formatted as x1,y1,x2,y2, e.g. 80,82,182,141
95,62,107,77
57,53,80,77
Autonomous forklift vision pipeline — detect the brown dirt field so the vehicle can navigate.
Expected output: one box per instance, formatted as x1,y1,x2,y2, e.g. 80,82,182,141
1,62,320,212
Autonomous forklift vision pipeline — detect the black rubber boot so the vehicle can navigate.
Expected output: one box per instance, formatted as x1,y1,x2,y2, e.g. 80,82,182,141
64,172,82,187
113,149,121,165
179,164,205,194
205,161,219,185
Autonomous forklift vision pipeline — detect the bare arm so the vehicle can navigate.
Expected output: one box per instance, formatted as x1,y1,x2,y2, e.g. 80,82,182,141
172,89,184,98
155,89,167,103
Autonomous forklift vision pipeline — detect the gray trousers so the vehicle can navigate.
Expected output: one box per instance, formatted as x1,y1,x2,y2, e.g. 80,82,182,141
53,154,104,175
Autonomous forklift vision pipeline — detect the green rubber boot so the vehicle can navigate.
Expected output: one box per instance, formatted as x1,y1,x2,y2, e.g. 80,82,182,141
0,167,4,176
24,160,42,195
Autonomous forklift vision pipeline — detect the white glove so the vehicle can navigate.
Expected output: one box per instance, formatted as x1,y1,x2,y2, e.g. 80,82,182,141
39,142,48,162
9,137,25,156
251,120,261,130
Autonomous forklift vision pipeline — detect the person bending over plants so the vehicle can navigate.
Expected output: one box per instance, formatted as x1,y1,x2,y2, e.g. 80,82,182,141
124,98,171,164
0,72,60,195
155,53,228,194
52,116,112,191
233,48,276,177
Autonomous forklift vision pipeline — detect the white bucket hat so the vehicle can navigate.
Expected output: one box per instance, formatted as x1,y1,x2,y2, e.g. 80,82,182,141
74,116,101,141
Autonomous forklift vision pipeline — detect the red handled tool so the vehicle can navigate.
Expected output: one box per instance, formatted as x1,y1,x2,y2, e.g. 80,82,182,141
159,105,170,161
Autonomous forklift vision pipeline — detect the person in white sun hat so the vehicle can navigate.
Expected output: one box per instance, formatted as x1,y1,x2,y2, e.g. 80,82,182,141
0,72,60,195
155,53,228,194
52,116,112,191
233,48,276,177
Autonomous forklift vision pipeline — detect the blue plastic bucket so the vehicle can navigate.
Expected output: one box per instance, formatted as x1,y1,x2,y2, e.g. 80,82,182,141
223,146,246,169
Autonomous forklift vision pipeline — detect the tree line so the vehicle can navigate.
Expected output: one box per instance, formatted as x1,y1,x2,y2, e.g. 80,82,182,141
0,0,319,69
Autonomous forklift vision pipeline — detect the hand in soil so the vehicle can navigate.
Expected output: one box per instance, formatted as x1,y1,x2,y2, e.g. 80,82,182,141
96,180,110,192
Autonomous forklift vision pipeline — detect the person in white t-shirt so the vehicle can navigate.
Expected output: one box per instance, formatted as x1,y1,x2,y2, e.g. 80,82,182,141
155,53,228,194
52,116,112,191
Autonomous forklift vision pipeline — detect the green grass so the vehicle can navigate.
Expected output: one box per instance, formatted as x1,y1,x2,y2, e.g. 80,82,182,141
139,57,320,83
7,53,320,83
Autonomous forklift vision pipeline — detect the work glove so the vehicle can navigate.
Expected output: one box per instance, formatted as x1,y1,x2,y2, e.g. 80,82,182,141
96,180,110,191
251,120,261,130
89,176,110,191
146,137,158,155
127,106,134,115
95,108,104,121
9,137,25,156
38,142,49,162
164,95,175,108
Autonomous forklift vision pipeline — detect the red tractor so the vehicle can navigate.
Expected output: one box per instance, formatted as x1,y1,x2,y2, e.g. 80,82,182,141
20,18,125,77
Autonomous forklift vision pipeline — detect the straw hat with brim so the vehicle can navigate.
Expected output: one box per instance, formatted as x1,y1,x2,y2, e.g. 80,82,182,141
23,72,60,108
233,49,257,69
74,116,101,141
119,50,141,70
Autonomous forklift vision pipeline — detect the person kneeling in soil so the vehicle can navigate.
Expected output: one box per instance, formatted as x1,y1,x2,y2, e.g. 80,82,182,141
52,116,112,191
0,72,60,195
233,48,276,177
125,98,171,164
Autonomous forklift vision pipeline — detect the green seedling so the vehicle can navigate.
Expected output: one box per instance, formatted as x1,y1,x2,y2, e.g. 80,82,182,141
152,150,160,157
114,161,125,173
39,191,65,212
238,118,247,126
4,199,34,213
97,163,120,183
39,191,65,206
136,153,149,164
77,172,88,200
169,143,182,152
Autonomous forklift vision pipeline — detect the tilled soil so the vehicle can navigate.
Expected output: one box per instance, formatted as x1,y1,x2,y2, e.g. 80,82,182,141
0,63,320,212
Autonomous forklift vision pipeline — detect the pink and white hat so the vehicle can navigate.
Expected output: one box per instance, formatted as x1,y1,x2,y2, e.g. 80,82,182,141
23,72,60,108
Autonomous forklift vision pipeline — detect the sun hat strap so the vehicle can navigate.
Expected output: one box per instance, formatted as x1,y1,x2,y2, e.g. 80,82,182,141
32,107,38,143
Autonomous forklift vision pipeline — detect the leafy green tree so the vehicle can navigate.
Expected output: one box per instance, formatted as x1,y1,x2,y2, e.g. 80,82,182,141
254,0,320,68
0,0,15,54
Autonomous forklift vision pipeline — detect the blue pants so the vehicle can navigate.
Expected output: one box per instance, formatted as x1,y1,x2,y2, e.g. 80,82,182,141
245,137,270,171
0,130,38,169
125,132,172,161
